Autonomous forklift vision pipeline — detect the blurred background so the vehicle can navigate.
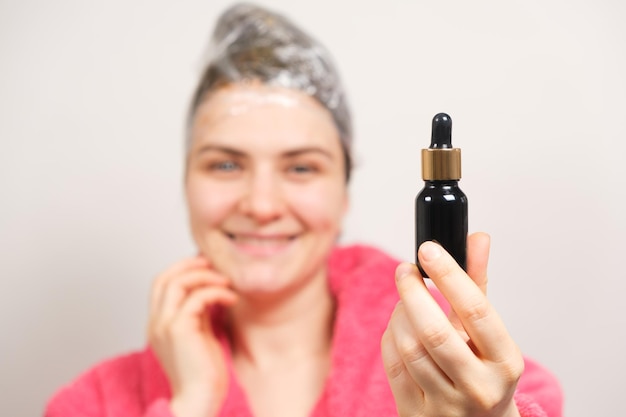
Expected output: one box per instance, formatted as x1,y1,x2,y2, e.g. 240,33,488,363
1,0,624,415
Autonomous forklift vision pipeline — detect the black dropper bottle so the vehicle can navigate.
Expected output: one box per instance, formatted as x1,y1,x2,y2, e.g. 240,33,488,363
415,113,468,277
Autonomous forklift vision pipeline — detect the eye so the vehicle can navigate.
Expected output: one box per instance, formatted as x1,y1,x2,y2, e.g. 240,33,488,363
288,164,316,174
210,160,240,172
286,163,321,178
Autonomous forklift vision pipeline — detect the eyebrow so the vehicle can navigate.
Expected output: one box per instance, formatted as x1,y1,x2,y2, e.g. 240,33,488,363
283,147,334,160
195,145,246,157
195,144,334,160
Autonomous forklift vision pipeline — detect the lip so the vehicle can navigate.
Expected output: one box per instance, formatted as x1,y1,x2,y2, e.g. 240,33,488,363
225,231,298,257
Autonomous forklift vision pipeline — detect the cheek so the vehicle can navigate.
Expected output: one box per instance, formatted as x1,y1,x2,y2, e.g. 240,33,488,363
288,181,347,230
186,177,239,229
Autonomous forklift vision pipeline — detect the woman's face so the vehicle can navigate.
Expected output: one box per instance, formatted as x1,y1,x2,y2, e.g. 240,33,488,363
185,84,348,296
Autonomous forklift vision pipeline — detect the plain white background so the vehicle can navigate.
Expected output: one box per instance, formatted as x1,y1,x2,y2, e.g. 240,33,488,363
1,0,625,415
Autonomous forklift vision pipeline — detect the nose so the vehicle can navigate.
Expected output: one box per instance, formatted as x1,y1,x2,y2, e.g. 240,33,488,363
239,169,285,224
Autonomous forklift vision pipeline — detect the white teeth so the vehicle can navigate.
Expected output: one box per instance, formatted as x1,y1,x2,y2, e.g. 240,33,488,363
231,235,292,246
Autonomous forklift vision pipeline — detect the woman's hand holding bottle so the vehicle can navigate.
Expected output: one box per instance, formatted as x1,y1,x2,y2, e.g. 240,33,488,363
382,233,524,417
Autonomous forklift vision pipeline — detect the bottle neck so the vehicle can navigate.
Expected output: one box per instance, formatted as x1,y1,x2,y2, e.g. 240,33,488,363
424,180,460,187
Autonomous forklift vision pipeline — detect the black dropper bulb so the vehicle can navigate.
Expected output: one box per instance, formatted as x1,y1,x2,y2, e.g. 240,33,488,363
430,112,452,149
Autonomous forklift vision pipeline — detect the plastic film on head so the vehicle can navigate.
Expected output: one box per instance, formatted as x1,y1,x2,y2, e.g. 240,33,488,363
187,3,353,178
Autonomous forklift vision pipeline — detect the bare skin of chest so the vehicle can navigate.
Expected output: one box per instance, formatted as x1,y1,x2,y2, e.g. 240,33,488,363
235,355,330,417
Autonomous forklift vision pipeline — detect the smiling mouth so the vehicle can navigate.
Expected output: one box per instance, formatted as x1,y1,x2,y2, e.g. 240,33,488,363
225,233,298,252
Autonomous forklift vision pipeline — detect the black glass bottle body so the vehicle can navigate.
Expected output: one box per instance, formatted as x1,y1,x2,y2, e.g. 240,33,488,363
415,180,468,278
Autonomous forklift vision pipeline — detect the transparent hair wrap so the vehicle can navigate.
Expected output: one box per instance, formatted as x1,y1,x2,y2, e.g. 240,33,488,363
187,3,353,178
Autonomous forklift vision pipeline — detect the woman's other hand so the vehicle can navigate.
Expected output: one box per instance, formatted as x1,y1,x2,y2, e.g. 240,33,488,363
148,256,238,417
381,233,524,417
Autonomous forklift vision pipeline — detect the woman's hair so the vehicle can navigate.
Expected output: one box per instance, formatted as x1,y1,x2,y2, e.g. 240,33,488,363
187,2,353,181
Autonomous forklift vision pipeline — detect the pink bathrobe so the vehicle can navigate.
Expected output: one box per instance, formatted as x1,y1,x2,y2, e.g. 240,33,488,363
46,245,562,417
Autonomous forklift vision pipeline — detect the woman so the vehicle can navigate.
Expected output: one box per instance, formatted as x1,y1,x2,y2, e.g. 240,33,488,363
46,3,562,417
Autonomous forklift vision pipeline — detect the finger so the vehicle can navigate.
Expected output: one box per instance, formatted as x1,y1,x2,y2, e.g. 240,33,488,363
151,266,216,320
466,232,490,295
154,269,232,324
418,241,516,363
394,262,479,382
388,301,451,393
150,257,210,313
152,287,237,352
173,286,238,331
381,325,424,416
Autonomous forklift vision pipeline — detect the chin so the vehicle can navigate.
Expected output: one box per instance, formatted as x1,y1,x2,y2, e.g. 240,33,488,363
228,264,291,295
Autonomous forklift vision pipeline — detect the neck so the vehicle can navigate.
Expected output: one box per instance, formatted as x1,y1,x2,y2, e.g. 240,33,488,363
228,267,335,370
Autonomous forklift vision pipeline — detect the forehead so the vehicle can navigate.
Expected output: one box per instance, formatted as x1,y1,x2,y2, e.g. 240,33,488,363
190,84,341,153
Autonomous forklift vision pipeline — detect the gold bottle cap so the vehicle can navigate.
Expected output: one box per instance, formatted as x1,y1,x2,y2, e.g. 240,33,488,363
421,148,461,180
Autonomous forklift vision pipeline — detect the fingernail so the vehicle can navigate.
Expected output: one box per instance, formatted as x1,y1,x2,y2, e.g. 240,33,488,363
420,241,442,262
395,263,415,281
